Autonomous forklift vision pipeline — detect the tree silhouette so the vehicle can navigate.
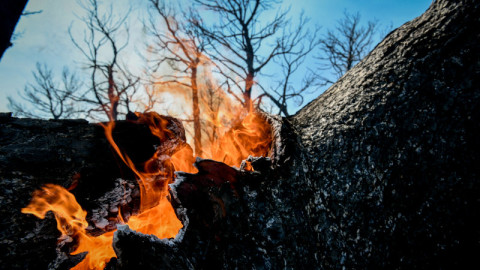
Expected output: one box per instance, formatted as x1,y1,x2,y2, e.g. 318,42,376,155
317,11,378,84
193,0,317,114
70,0,139,121
145,0,208,156
257,13,319,116
8,63,82,119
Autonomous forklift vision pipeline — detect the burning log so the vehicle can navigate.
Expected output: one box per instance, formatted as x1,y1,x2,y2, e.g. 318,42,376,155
112,0,480,269
0,113,188,269
1,0,480,269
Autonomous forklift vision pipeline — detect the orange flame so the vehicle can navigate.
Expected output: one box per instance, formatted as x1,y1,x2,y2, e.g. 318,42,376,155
149,59,273,168
22,59,273,269
98,113,184,238
21,184,116,270
22,109,271,269
22,114,185,269
203,112,272,167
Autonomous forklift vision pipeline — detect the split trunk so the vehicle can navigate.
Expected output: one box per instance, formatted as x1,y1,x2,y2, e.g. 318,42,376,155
1,0,479,269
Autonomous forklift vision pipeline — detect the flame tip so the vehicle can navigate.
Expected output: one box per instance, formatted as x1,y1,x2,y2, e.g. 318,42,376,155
22,105,272,270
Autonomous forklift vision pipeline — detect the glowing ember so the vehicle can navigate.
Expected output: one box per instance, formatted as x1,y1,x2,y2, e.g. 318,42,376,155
22,109,272,269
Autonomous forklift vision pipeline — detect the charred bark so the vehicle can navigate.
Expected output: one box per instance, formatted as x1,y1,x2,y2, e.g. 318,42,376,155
0,113,188,269
293,0,480,267
1,0,480,269
113,0,480,269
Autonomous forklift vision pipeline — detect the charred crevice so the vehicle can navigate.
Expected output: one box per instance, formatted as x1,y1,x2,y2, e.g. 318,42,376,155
112,157,275,269
2,0,480,269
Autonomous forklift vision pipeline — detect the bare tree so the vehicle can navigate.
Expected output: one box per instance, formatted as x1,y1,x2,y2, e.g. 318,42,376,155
201,70,224,147
8,63,82,119
193,0,314,112
257,14,320,116
317,11,378,84
70,0,139,121
132,83,163,113
145,0,208,156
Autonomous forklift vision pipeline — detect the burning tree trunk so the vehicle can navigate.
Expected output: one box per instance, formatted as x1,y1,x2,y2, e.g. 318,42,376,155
113,0,480,269
1,0,480,269
0,113,189,269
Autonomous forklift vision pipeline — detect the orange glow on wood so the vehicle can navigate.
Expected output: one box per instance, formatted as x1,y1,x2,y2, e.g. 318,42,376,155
22,108,272,269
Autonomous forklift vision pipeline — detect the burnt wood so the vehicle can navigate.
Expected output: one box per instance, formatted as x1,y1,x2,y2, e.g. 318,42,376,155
1,0,480,269
0,114,187,269
114,0,480,269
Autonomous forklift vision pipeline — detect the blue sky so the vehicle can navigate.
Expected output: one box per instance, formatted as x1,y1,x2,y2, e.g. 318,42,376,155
0,0,432,116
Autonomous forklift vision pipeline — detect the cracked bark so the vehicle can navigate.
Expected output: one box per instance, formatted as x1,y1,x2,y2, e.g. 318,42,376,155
1,0,480,269
113,1,480,269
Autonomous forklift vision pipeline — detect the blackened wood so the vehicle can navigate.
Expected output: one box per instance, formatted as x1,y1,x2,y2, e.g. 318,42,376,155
0,114,187,269
2,0,480,269
292,0,480,268
112,0,480,269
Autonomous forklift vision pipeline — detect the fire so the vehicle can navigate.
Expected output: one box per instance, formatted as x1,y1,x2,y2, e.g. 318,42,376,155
171,144,197,173
22,109,271,269
204,112,272,167
22,114,185,269
21,184,116,270
22,73,273,269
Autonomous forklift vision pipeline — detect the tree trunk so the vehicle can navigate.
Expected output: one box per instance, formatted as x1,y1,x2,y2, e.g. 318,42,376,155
191,64,202,157
1,0,480,269
108,66,119,121
244,73,254,111
0,0,28,60
114,0,480,268
291,0,480,267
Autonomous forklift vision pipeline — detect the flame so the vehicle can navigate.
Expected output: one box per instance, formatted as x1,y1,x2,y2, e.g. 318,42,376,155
21,184,116,270
22,114,184,269
149,56,273,168
99,113,184,237
171,144,197,173
22,109,271,269
203,112,272,167
22,51,273,269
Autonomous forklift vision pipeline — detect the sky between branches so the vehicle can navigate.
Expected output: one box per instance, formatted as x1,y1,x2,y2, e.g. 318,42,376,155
0,0,432,115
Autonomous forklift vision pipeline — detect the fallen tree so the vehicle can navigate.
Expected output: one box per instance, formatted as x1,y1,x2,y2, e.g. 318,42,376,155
1,0,479,269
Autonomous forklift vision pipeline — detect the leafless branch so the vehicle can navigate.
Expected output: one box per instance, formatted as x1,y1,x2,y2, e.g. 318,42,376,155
69,0,138,121
145,0,210,156
316,11,378,83
8,63,83,119
192,0,316,115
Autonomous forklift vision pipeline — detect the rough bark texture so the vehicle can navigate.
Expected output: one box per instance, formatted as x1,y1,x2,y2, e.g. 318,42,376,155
1,0,479,269
113,0,480,269
292,0,480,268
0,113,187,269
